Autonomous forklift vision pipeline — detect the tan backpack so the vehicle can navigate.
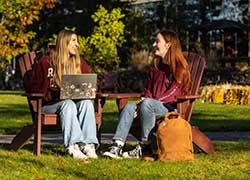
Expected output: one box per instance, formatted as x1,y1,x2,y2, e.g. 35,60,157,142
156,112,194,161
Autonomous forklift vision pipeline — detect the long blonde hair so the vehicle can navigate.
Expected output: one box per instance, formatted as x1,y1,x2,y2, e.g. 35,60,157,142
51,30,81,87
153,29,191,94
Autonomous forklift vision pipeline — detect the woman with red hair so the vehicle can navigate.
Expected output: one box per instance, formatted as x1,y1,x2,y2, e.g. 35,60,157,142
104,29,191,159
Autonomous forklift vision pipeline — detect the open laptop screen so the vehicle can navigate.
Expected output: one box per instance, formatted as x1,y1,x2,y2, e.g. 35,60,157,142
60,74,97,100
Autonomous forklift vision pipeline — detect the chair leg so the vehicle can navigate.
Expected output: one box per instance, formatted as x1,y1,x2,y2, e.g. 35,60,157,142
34,99,42,156
94,96,107,144
95,111,102,144
10,124,34,151
192,126,214,154
34,123,42,156
96,124,101,144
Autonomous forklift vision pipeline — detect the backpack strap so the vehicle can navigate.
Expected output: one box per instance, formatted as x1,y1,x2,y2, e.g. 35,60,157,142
164,112,180,121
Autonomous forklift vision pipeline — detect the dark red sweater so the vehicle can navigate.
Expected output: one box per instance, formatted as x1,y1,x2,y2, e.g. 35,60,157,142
28,55,91,105
144,65,184,104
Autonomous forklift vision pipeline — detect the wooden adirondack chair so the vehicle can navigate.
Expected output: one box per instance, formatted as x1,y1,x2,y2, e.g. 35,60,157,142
100,52,214,154
10,51,105,156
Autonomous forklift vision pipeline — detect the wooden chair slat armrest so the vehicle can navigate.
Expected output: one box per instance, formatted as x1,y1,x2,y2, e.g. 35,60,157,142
96,93,110,98
42,113,58,125
176,95,200,100
106,93,142,99
94,93,142,117
25,93,45,98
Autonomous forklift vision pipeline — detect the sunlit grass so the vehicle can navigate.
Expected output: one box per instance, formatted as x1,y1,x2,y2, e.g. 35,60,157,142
1,142,250,180
1,91,250,179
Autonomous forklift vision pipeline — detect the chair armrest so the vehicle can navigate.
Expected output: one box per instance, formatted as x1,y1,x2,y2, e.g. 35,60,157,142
25,93,45,98
105,93,142,99
97,93,141,112
176,94,200,122
96,92,110,98
22,93,45,114
176,94,200,101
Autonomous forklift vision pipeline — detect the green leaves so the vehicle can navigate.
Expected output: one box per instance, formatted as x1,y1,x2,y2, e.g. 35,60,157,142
47,5,125,73
79,5,126,73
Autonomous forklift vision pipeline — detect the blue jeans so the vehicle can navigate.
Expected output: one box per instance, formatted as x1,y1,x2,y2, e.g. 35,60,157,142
113,98,174,142
42,99,99,148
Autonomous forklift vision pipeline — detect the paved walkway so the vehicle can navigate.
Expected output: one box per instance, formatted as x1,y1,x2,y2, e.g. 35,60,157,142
0,133,137,145
1,132,250,145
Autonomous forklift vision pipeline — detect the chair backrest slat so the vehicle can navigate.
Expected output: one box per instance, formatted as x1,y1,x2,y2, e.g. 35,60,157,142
18,51,36,78
18,52,37,91
183,51,206,95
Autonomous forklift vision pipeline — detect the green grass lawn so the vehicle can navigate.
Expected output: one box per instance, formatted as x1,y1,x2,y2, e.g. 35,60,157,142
1,91,250,180
1,142,250,180
1,90,250,134
191,101,250,131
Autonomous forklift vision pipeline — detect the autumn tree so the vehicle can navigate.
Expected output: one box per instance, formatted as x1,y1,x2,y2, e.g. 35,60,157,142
0,0,57,61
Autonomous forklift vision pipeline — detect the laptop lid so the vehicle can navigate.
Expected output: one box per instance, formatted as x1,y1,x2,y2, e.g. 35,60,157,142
60,74,97,100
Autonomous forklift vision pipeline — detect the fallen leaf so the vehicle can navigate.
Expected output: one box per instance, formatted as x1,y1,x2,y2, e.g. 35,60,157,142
15,120,23,123
57,159,65,165
34,177,45,180
81,159,90,164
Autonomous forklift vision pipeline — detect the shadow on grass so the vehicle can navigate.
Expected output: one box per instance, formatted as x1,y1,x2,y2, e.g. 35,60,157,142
1,141,250,161
191,112,250,131
191,121,250,132
213,141,250,153
191,120,250,131
100,112,119,133
0,143,11,150
0,103,31,134
1,142,66,157
0,104,30,116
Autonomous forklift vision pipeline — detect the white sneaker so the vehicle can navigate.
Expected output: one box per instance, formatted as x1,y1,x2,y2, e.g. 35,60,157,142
67,144,88,160
82,143,98,159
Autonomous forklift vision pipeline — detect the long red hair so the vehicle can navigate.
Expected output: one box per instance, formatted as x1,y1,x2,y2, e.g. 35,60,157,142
153,29,191,94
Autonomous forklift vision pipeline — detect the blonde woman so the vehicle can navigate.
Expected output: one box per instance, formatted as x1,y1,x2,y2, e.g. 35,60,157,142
104,29,191,159
29,30,98,159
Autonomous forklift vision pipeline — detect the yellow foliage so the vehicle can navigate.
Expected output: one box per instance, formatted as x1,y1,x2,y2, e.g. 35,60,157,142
199,84,250,105
200,85,215,102
211,88,225,103
225,88,240,105
0,0,58,58
240,87,250,105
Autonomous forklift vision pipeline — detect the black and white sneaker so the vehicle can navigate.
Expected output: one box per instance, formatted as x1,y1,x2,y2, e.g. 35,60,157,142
103,143,123,159
122,144,142,159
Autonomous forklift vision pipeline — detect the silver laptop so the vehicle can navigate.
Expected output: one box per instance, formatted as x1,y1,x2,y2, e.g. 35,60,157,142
60,74,97,100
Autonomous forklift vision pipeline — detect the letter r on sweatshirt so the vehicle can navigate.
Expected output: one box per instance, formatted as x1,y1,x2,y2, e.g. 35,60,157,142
48,68,53,77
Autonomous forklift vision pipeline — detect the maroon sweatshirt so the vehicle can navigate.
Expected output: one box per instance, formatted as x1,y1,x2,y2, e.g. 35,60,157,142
144,64,184,104
28,55,90,105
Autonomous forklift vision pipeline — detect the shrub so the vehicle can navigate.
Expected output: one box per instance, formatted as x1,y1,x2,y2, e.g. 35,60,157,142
78,5,125,74
199,84,250,105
